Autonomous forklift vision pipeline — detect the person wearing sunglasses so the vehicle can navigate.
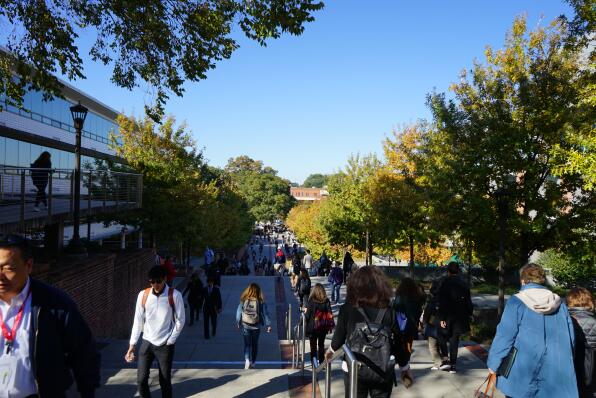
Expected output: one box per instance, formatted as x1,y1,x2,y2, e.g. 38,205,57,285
0,234,100,397
126,266,185,398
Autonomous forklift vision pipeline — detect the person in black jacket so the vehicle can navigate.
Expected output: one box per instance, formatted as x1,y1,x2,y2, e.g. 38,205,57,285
567,287,596,398
296,268,311,308
437,262,473,373
326,266,407,398
203,277,222,339
183,272,204,326
30,151,51,212
0,234,100,397
304,283,333,368
342,251,354,282
422,277,448,370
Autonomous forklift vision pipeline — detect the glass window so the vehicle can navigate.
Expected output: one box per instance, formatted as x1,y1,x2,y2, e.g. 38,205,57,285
29,90,43,115
18,141,31,167
5,138,18,167
30,145,42,164
0,136,5,165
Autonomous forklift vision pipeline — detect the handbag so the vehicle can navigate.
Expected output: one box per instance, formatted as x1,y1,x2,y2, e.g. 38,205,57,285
497,347,517,378
474,373,496,398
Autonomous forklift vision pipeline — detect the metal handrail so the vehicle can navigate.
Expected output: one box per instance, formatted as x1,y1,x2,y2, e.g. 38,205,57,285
285,303,292,341
291,312,307,372
312,344,359,398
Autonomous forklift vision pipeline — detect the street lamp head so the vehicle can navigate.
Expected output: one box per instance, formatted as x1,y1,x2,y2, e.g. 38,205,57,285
70,102,88,130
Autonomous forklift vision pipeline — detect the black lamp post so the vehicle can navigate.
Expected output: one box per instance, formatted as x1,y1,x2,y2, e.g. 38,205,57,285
69,102,88,252
494,187,509,317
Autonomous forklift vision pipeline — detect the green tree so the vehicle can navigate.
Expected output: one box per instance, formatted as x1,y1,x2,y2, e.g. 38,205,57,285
302,173,328,188
0,0,323,119
423,17,596,271
538,249,595,288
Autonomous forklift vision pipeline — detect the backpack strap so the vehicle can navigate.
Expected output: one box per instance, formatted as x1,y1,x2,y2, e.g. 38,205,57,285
141,287,151,309
142,287,176,321
374,308,387,324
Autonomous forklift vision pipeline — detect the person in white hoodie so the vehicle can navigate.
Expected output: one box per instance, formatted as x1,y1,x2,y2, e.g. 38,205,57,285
487,263,578,398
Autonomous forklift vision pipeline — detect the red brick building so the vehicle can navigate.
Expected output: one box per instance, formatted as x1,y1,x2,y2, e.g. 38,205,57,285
290,187,329,201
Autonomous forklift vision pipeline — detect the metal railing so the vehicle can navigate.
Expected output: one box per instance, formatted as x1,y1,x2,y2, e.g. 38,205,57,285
0,166,142,228
291,312,307,372
285,303,292,341
312,344,360,398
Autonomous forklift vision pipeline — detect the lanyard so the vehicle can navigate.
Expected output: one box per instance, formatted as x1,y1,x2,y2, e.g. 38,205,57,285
0,291,30,354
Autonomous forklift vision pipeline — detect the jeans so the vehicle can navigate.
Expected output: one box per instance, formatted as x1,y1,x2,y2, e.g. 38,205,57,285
137,339,175,398
242,327,261,363
309,332,326,363
204,309,217,338
438,332,461,365
428,336,447,366
343,373,392,398
34,183,47,207
331,283,341,303
188,302,201,325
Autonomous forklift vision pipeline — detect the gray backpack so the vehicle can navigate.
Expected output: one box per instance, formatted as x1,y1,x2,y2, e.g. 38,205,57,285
242,299,260,326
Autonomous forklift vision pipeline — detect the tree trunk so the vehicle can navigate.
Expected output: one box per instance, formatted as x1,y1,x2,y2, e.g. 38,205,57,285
409,234,414,276
365,229,370,266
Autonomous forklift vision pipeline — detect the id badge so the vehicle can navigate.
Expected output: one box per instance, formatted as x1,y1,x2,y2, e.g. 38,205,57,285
0,356,16,398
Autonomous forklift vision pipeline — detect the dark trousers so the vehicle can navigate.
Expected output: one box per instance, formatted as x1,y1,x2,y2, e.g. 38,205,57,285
438,332,461,365
331,283,341,303
343,373,392,398
309,332,326,363
137,339,175,398
34,183,47,207
242,327,260,363
188,302,201,325
204,309,217,338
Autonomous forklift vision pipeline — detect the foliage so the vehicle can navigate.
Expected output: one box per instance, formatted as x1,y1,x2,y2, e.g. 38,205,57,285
0,0,323,119
286,201,335,258
302,173,329,188
423,17,596,269
394,242,452,266
225,156,295,222
538,249,596,288
107,114,252,252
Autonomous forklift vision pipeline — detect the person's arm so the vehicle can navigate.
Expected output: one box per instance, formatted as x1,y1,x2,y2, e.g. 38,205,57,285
216,288,222,311
330,305,348,352
166,290,186,345
129,292,144,346
486,296,523,373
62,298,101,397
236,302,243,327
562,303,575,350
261,303,272,331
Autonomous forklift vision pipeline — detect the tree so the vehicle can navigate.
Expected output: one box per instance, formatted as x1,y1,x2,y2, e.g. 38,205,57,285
423,17,596,272
225,156,295,222
302,173,328,188
0,0,324,119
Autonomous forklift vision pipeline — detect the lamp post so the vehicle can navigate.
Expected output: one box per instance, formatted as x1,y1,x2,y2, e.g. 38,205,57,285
494,187,509,317
69,102,88,253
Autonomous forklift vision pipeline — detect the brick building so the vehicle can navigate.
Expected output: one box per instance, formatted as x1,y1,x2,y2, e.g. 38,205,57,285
290,186,329,201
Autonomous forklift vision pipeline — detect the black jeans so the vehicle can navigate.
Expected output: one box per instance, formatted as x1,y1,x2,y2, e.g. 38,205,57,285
204,309,217,338
343,373,392,398
34,182,47,207
438,332,461,365
309,332,326,363
188,302,201,324
137,339,175,398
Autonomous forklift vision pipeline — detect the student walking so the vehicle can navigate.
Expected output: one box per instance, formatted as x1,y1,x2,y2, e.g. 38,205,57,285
182,272,204,326
203,277,222,339
567,287,595,398
304,283,334,368
326,266,408,398
422,277,448,370
487,263,578,398
437,261,473,373
342,251,354,282
126,265,185,398
236,283,272,369
30,151,51,212
328,261,344,304
303,249,313,274
0,234,100,397
296,268,311,308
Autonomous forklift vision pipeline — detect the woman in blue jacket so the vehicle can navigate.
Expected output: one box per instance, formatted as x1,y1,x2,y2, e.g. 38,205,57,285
236,283,272,369
487,263,578,398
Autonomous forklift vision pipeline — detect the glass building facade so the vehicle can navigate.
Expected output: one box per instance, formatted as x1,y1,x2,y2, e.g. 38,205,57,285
0,89,118,144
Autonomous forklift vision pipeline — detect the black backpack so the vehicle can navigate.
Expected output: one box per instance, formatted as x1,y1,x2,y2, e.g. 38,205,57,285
347,308,395,385
299,277,311,296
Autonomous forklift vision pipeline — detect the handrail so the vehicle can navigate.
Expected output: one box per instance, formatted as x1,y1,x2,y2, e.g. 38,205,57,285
291,312,307,372
312,344,359,398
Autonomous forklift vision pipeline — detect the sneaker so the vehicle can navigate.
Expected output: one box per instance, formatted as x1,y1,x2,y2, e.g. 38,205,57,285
430,365,440,370
401,370,414,388
439,362,451,371
312,357,319,369
244,359,250,369
448,366,457,374
249,362,255,369
33,206,40,212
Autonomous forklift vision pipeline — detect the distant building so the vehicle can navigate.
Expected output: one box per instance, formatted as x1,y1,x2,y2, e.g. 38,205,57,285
290,187,328,201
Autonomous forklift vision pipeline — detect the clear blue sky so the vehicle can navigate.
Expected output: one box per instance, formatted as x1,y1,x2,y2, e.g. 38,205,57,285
69,1,572,184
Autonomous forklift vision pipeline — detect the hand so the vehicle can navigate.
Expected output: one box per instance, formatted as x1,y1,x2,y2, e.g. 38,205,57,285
488,368,496,375
124,346,135,363
302,307,308,313
266,326,272,333
440,321,447,329
324,349,333,362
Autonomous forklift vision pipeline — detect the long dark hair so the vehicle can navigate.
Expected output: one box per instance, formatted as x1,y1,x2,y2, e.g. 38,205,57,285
396,277,425,301
346,266,394,308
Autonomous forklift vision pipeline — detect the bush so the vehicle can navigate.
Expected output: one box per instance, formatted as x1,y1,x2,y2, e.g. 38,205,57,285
538,249,595,288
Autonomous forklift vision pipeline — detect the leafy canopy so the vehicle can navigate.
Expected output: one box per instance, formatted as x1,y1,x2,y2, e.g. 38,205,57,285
0,0,324,119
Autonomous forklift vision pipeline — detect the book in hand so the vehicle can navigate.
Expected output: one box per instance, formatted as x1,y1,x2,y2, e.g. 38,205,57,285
497,347,518,378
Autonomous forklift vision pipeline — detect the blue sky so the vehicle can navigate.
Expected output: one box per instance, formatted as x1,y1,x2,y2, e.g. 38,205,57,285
68,1,572,184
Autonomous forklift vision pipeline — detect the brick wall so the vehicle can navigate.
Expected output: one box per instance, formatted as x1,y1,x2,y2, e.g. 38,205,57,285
32,249,153,339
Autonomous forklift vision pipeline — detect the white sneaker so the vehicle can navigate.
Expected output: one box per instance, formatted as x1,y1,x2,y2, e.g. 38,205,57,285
244,359,250,369
249,362,255,369
313,357,319,369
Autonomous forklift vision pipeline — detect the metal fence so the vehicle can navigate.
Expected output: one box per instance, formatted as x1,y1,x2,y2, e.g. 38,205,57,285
0,166,142,229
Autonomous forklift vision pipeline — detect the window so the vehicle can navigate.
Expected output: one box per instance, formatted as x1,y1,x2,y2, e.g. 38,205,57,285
0,137,6,165
18,141,31,167
5,138,18,167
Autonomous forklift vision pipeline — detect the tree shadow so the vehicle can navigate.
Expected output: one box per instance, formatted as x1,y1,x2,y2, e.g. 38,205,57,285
233,373,291,398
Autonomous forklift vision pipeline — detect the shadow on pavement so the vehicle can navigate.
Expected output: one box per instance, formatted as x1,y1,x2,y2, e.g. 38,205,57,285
233,373,291,398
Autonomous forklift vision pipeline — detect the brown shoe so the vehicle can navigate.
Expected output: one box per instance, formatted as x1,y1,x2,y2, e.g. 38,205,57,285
401,370,414,388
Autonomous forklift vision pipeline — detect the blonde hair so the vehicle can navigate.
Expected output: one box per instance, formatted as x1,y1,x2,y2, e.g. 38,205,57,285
309,283,328,304
240,283,265,303
567,287,595,311
520,263,546,285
